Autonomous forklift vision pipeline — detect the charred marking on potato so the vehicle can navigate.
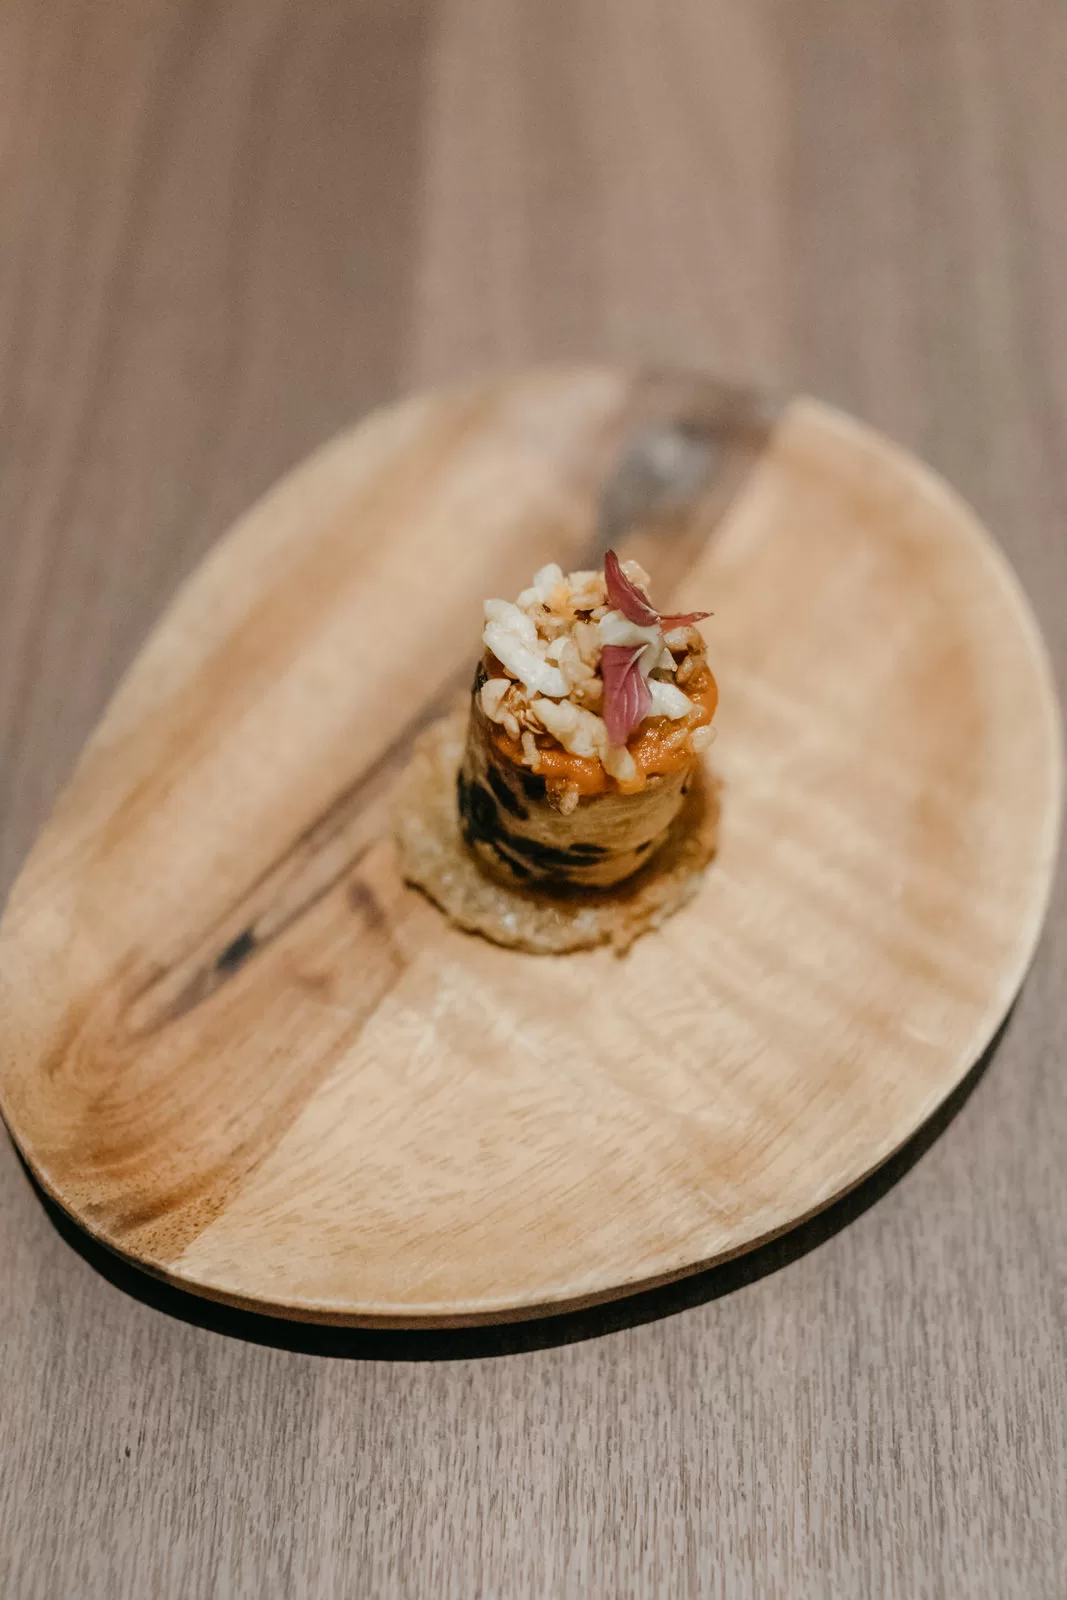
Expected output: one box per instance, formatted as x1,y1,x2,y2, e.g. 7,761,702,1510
487,764,528,819
457,773,502,848
493,844,531,879
459,766,632,884
494,833,619,872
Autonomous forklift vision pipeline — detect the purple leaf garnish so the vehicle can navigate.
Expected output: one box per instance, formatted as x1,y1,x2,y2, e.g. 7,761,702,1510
604,549,710,631
659,609,711,629
604,550,659,627
601,644,653,745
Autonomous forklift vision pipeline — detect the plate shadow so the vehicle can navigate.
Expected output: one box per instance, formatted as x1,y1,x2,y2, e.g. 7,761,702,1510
16,1012,1009,1362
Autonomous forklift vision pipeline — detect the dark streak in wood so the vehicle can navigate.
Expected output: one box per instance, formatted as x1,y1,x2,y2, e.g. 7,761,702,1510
216,928,256,974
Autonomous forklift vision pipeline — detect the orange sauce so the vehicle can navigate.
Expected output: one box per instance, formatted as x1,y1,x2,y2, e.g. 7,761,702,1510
489,668,718,795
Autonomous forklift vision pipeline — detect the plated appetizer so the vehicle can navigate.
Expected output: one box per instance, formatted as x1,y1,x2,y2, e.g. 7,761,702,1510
394,552,719,953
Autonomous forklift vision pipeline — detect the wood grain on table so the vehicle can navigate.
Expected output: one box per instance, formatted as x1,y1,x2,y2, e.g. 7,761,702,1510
1,2,1065,1596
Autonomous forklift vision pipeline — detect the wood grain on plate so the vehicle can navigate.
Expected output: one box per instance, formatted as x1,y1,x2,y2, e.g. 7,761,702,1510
0,368,1059,1325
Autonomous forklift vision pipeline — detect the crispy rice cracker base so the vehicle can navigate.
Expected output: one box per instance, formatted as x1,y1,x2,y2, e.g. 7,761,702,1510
393,709,719,955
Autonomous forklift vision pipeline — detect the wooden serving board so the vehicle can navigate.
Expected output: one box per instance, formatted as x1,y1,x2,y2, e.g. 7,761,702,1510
0,368,1061,1327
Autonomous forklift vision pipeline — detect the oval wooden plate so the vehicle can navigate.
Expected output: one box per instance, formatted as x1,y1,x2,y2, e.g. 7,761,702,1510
0,368,1062,1327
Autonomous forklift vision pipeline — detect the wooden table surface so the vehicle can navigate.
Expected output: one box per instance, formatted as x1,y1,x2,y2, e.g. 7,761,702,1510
2,2,1065,1595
